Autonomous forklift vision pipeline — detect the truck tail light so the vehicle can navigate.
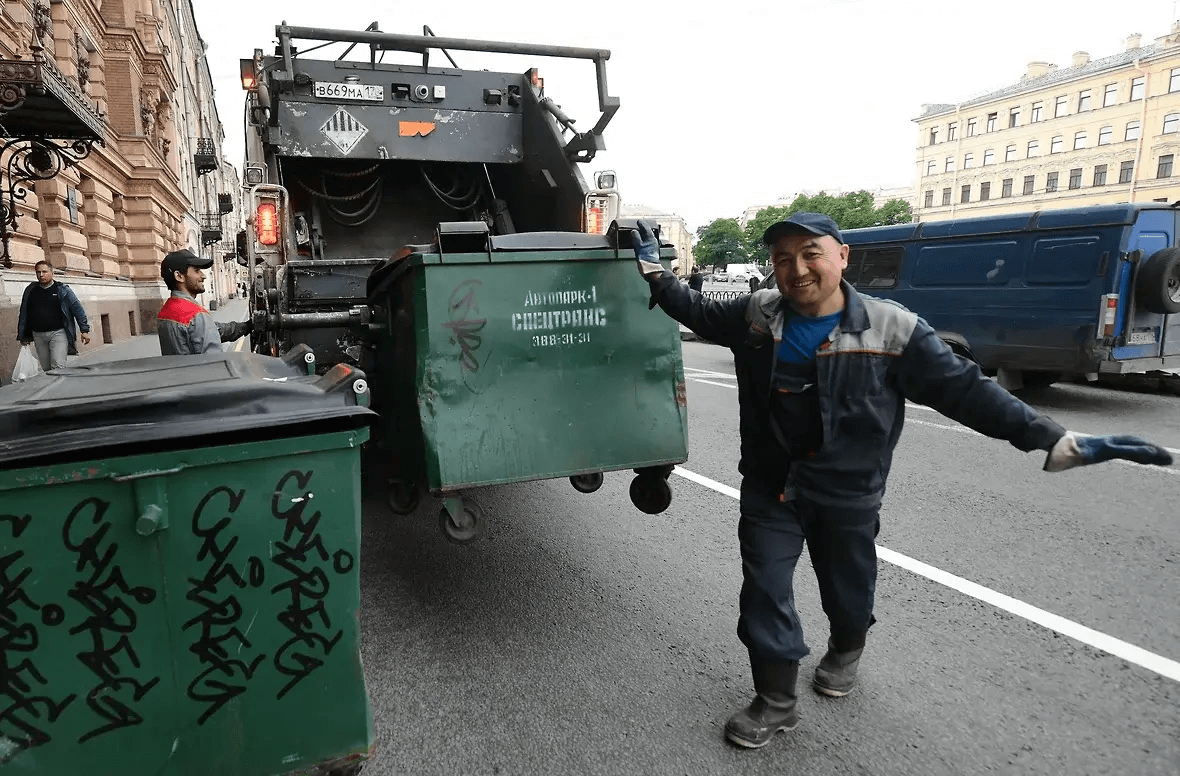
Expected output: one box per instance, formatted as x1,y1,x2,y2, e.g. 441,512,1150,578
586,203,605,235
1100,294,1119,337
256,202,279,245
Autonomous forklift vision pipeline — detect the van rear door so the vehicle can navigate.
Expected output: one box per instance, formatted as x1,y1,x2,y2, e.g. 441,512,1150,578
1114,211,1176,365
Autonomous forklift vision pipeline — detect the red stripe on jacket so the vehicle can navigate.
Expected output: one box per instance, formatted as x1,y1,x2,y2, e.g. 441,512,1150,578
158,295,209,326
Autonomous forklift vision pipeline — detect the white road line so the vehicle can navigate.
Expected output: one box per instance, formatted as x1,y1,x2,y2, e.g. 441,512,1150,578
692,379,737,389
670,465,1180,684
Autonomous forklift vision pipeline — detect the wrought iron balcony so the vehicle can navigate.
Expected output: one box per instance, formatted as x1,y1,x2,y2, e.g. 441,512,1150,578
218,192,233,214
194,137,217,176
200,213,222,246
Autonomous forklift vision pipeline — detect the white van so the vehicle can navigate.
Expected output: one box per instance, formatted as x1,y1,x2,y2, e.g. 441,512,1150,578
725,264,765,283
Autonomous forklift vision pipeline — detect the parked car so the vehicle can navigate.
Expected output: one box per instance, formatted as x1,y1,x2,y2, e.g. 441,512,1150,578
710,270,730,283
726,263,766,283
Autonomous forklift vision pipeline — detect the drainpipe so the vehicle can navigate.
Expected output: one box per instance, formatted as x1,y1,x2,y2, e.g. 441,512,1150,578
949,103,963,217
1129,58,1148,202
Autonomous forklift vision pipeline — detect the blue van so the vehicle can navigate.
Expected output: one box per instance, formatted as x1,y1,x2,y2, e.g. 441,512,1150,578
841,204,1180,388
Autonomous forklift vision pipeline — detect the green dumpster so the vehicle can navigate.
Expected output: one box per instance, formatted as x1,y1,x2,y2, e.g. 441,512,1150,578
0,349,376,776
366,222,689,539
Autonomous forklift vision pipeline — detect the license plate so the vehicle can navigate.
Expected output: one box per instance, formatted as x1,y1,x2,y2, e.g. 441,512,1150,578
1128,330,1157,345
313,82,384,101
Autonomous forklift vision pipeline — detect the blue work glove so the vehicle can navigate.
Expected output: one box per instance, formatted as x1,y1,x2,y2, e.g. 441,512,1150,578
1044,432,1173,472
630,220,664,279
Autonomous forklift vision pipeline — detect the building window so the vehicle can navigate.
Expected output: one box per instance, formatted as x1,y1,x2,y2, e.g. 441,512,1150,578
980,181,991,201
1069,168,1083,189
1119,160,1134,183
948,122,958,141
1009,107,1020,128
929,127,939,145
1027,139,1040,157
941,188,952,206
966,118,977,136
1005,144,1017,162
1093,164,1108,186
1031,102,1043,122
986,112,998,132
1104,83,1118,107
1098,126,1112,145
1050,135,1063,154
1001,178,1013,198
1055,95,1068,117
1171,68,1180,93
1126,121,1141,141
1046,171,1059,192
945,156,955,173
1077,90,1091,112
924,189,934,208
960,184,971,204
1165,113,1180,134
1073,131,1087,150
983,149,995,165
1023,175,1035,195
926,160,936,176
1158,154,1173,178
963,152,974,169
1131,76,1145,101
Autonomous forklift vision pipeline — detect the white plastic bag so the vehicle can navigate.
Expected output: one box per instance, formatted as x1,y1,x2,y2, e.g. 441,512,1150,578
11,344,42,383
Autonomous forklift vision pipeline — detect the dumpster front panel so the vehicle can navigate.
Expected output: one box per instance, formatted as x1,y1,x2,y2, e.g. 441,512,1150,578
0,430,373,776
411,249,688,490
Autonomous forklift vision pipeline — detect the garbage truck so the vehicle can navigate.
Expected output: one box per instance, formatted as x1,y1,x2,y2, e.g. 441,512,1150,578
237,23,688,543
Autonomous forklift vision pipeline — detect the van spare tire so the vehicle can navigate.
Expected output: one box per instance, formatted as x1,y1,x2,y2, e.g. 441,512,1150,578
1136,247,1180,314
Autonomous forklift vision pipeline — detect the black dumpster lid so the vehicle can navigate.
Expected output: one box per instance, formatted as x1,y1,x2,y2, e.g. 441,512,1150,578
0,349,374,467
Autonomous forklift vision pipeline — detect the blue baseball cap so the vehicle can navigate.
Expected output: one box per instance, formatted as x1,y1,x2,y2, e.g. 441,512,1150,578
761,212,844,246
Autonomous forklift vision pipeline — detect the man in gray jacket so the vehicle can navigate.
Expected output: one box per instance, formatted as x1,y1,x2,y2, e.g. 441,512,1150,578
157,249,251,355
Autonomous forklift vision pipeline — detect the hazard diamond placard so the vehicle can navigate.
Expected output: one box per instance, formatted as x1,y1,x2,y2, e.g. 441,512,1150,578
321,108,369,155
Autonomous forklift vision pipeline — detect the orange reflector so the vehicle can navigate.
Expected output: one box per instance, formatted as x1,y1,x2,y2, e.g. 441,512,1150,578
529,68,543,88
256,202,278,246
399,121,436,137
586,205,604,235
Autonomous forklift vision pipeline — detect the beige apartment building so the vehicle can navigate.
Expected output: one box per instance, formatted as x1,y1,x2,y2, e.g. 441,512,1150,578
621,203,694,274
0,0,236,381
915,25,1180,222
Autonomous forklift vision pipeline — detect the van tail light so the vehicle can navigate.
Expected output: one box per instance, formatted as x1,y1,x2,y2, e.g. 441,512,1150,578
256,202,279,245
1100,294,1119,337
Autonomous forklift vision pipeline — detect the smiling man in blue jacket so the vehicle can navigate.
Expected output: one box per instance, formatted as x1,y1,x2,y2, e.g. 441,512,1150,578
631,212,1172,749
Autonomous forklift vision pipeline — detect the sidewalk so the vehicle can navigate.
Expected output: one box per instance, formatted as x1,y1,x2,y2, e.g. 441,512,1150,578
73,297,249,365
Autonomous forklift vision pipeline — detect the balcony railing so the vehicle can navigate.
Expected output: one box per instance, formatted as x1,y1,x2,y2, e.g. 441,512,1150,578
218,192,233,214
194,137,217,176
200,213,222,245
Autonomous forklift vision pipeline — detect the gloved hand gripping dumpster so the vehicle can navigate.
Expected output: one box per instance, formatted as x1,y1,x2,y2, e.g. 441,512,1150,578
628,211,1176,751
631,220,665,278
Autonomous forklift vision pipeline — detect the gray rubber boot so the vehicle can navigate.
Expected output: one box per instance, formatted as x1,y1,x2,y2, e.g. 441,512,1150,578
813,637,864,697
724,659,799,748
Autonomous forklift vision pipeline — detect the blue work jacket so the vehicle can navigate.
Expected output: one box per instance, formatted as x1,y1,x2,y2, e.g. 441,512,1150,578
17,280,90,347
649,273,1066,508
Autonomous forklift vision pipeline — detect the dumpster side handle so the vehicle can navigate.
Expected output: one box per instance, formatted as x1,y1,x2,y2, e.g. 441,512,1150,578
113,467,182,536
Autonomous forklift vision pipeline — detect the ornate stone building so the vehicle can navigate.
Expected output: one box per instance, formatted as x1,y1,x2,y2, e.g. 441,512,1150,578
915,24,1180,222
0,0,236,381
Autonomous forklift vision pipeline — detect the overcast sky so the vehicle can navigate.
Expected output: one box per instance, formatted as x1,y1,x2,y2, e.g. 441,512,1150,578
193,0,1180,232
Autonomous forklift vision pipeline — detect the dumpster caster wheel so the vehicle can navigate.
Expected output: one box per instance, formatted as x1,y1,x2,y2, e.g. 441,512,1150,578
440,497,485,544
570,472,604,493
630,475,672,515
386,478,420,515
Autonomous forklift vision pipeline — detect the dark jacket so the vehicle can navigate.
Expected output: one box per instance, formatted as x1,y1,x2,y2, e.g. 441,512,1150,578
17,281,90,347
649,272,1065,508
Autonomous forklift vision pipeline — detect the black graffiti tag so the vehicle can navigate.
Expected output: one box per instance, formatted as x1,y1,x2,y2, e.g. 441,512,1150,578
183,486,267,725
63,497,160,743
441,279,486,373
270,470,347,700
0,513,76,763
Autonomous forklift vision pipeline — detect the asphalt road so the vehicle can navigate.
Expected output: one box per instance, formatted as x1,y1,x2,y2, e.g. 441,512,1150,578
356,340,1180,776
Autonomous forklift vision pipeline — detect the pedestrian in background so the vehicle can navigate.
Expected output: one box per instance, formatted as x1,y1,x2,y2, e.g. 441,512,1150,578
688,265,704,293
158,249,252,355
17,260,91,370
629,213,1172,749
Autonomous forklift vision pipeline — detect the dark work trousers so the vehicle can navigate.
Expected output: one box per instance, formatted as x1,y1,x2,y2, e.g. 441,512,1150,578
737,477,880,662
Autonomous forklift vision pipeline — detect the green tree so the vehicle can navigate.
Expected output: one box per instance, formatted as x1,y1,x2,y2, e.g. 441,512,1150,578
741,192,914,261
692,218,747,270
